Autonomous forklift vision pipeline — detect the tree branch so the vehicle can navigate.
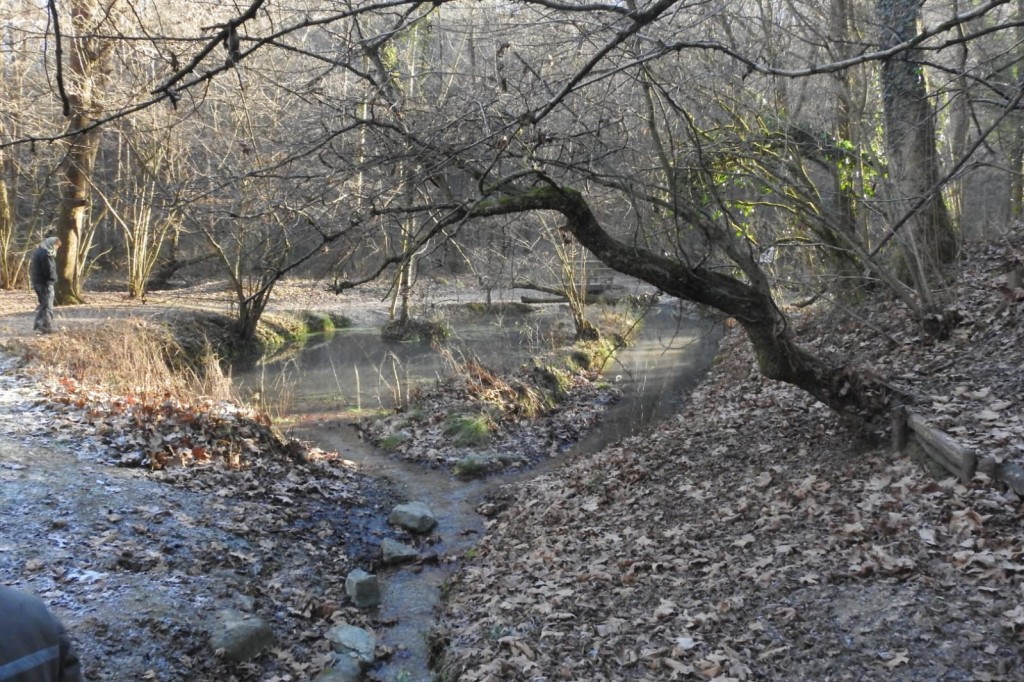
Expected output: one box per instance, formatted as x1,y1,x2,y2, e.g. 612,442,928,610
47,0,71,117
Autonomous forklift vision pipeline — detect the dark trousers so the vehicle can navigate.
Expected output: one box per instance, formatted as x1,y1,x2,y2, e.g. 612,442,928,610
33,284,54,333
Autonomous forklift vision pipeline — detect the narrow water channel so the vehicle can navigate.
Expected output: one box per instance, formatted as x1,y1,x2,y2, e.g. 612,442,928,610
234,303,720,681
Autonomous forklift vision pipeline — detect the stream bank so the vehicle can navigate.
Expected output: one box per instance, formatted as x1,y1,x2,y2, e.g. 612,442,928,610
272,304,722,681
3,238,1024,681
0,291,721,682
0,348,402,681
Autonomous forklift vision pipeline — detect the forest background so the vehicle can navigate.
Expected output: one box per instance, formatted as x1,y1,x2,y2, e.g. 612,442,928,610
0,0,1021,421
3,2,1024,680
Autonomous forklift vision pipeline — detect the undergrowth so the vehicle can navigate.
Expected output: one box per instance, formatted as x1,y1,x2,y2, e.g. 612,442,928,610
17,318,236,402
443,412,494,447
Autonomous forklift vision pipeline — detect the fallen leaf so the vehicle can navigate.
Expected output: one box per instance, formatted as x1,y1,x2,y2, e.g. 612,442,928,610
884,650,909,669
917,527,937,545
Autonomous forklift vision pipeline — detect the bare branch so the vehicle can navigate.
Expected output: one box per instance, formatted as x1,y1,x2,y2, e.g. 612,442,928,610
47,0,71,117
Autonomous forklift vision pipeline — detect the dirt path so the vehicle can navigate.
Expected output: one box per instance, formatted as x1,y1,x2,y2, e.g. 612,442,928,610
0,355,227,679
0,348,405,681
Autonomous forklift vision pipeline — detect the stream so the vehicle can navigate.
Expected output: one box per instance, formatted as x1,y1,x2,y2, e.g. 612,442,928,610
233,303,721,681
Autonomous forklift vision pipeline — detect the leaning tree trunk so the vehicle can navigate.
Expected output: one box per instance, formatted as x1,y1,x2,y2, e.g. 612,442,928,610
472,185,900,422
876,0,958,299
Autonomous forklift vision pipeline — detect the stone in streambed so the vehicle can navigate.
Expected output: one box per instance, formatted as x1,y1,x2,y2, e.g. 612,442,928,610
313,660,361,682
208,609,275,662
388,501,437,534
324,623,377,665
345,568,381,607
381,537,419,565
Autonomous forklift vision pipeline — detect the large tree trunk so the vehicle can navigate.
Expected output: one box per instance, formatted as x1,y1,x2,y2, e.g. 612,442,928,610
1009,2,1024,221
876,0,958,297
53,0,116,305
55,122,100,304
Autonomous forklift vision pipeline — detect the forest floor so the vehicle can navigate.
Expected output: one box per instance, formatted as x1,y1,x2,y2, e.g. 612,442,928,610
0,237,1022,681
434,238,1024,681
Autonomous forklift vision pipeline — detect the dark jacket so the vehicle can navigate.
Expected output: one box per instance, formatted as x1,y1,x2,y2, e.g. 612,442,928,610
0,586,83,682
28,243,57,290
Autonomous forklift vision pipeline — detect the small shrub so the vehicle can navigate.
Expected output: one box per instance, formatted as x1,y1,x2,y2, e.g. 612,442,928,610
530,364,571,403
510,381,544,418
259,312,306,348
380,431,411,452
381,318,451,344
593,304,645,347
452,454,491,478
328,313,352,329
570,337,617,373
301,311,335,334
443,413,493,447
567,348,592,370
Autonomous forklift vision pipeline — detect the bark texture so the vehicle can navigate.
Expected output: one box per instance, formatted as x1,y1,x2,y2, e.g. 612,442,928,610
54,0,117,304
876,0,958,291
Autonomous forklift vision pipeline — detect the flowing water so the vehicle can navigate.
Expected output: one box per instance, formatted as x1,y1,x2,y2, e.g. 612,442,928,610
233,303,721,681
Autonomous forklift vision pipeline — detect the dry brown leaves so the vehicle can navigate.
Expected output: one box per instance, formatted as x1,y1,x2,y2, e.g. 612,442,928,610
16,371,393,680
814,239,1024,466
436,239,1024,681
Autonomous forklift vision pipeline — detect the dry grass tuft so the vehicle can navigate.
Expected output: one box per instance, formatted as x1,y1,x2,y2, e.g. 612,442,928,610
19,319,236,402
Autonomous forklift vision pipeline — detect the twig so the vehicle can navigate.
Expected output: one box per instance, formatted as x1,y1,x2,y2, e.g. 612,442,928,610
47,0,71,117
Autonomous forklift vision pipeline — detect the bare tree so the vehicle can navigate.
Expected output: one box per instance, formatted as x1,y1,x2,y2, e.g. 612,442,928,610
94,131,182,299
4,0,1024,420
0,130,17,289
876,0,959,307
51,0,120,304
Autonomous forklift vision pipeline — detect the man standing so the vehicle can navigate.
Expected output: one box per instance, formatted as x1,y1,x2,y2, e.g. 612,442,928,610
28,234,60,334
0,585,84,681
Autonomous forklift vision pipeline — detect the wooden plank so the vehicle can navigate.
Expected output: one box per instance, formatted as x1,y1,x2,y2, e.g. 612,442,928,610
906,413,976,483
892,405,908,452
996,462,1024,496
914,437,963,481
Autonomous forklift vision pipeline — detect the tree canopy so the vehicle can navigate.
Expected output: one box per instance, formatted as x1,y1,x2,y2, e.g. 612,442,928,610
2,0,1022,418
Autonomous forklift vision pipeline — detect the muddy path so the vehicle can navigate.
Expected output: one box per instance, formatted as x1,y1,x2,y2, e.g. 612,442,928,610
0,286,721,681
0,349,402,681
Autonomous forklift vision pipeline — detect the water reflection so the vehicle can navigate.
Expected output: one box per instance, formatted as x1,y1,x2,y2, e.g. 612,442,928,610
235,304,716,422
234,313,550,416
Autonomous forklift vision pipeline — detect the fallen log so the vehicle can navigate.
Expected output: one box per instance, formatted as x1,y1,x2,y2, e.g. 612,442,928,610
520,296,568,304
894,408,1024,494
520,293,626,305
512,280,610,297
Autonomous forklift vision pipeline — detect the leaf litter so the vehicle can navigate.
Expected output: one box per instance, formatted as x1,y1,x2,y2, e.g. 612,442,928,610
0,358,402,681
1,238,1024,680
435,238,1024,681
